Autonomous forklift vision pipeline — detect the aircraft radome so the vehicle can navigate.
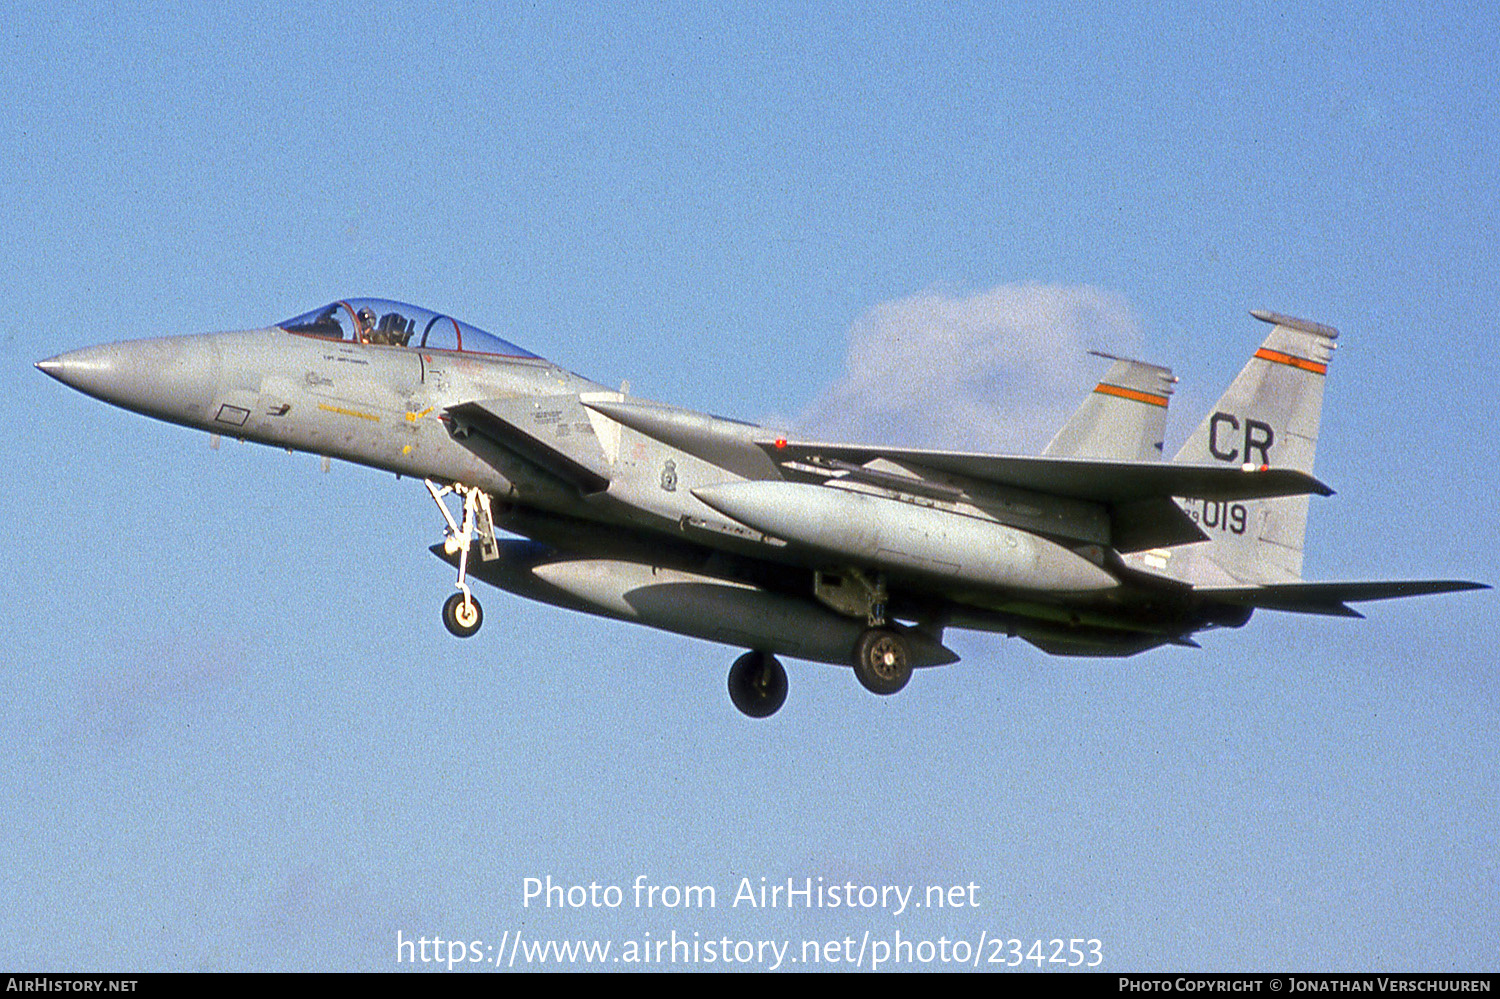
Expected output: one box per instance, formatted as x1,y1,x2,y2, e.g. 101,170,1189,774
37,299,1487,717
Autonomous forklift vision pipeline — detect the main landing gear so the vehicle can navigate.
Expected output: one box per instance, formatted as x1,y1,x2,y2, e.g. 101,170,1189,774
853,628,912,695
725,627,915,719
813,567,913,696
426,479,496,638
727,651,788,718
723,567,920,717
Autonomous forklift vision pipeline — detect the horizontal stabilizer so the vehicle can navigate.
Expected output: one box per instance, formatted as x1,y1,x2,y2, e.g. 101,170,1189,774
1197,579,1490,617
761,442,1333,505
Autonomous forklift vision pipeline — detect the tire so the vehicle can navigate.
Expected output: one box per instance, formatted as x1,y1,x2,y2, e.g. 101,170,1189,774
442,591,483,638
852,628,911,695
727,651,788,718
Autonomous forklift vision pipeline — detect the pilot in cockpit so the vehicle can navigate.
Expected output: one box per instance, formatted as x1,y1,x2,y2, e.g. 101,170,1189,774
355,307,377,342
362,310,413,346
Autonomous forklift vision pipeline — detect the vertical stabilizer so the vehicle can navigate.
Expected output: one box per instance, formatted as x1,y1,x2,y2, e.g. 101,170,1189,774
1164,311,1338,584
1044,352,1175,461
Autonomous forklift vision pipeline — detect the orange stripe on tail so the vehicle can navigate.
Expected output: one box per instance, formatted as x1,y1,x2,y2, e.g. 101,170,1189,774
1093,383,1170,407
1254,348,1328,375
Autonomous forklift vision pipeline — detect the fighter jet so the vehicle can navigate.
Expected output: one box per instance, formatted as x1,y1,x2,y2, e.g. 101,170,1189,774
36,299,1486,717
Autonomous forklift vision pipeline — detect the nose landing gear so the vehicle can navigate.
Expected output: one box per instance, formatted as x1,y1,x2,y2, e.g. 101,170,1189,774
426,479,497,638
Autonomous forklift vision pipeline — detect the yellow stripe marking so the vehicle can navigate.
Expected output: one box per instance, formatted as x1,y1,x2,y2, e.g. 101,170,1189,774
1255,348,1328,375
405,406,433,422
317,403,381,422
1093,383,1169,407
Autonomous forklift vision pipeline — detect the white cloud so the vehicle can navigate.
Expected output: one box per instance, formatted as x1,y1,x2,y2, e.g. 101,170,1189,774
797,282,1143,452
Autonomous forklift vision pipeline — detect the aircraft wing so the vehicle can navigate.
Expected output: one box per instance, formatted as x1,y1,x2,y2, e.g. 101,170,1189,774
758,441,1333,554
571,398,1332,506
1195,579,1491,618
759,441,1333,502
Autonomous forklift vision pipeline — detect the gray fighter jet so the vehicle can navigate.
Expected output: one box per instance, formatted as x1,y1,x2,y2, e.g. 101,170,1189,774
36,299,1485,717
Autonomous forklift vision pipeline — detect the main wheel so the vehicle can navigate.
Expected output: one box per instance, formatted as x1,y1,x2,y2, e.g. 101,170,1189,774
727,651,788,718
853,628,911,695
442,591,483,638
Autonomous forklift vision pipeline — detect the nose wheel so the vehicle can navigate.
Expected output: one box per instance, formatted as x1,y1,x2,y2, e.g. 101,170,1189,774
443,591,483,638
426,479,497,639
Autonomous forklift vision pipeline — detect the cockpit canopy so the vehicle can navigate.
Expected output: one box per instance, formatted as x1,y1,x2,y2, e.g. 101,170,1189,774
278,299,538,358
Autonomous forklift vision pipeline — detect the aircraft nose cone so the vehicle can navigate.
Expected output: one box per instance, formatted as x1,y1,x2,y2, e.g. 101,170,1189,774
36,336,220,422
36,344,130,398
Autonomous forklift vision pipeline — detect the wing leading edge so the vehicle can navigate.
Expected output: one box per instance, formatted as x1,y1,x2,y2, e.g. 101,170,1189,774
758,442,1333,504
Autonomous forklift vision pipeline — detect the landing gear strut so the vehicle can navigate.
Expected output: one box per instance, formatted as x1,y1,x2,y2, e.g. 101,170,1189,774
426,479,496,638
817,567,915,696
727,651,788,718
853,628,911,695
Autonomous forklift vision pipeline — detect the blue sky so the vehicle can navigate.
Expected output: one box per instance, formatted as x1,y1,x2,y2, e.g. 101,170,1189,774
3,2,1496,972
